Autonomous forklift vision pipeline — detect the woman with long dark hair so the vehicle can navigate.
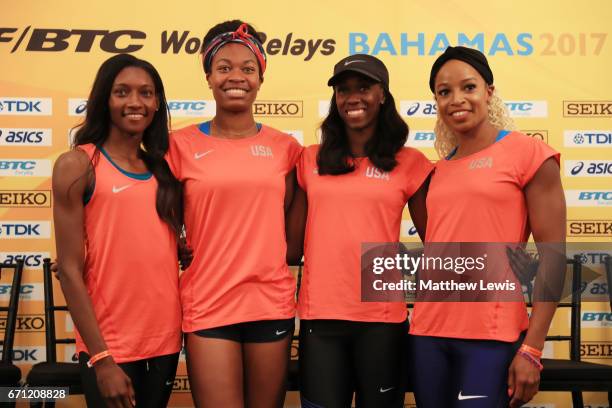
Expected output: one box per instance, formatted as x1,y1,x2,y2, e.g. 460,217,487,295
53,54,183,407
166,20,302,407
291,54,432,408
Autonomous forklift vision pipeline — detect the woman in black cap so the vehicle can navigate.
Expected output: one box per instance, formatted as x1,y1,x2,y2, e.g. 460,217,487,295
288,54,432,407
409,46,565,408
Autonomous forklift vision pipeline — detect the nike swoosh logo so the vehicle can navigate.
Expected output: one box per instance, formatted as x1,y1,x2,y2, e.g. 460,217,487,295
275,330,287,336
165,380,173,386
457,391,487,400
344,59,366,65
112,185,132,194
379,387,394,393
194,150,214,159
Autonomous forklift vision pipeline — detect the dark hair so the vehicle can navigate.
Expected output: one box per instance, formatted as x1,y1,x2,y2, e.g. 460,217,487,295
72,53,183,236
317,86,408,175
202,20,264,78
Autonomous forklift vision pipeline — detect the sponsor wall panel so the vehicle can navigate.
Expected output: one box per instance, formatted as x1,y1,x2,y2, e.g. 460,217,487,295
1,1,610,406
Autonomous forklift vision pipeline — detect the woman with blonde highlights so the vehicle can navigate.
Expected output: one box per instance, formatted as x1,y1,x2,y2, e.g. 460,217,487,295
410,46,565,408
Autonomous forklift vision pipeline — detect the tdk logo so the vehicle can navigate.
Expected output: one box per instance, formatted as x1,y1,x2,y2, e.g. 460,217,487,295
0,252,50,269
406,131,435,148
0,221,51,239
400,101,437,118
0,98,52,116
564,130,612,147
0,128,52,146
504,101,547,118
0,346,46,363
68,98,88,116
566,190,612,207
0,159,52,177
566,160,612,177
167,100,215,117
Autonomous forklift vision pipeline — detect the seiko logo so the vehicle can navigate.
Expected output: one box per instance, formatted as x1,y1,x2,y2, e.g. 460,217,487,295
0,315,45,332
0,190,51,207
581,342,612,359
250,145,273,158
171,375,191,392
365,166,390,180
564,101,612,117
253,101,303,117
469,157,493,169
567,220,612,237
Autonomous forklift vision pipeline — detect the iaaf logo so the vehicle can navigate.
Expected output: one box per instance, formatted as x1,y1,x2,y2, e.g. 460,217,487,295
565,190,612,207
0,346,46,363
0,314,45,332
0,221,51,239
565,160,612,177
68,98,87,116
406,131,435,148
399,101,547,118
581,311,612,328
564,131,612,147
283,130,303,145
0,283,44,301
0,128,52,146
168,100,215,117
0,159,52,177
0,98,52,116
0,252,51,268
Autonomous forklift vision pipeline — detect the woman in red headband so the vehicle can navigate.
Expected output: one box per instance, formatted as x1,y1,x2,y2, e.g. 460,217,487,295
166,20,302,407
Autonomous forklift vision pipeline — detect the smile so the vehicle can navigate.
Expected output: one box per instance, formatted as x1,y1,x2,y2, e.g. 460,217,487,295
123,113,145,120
224,88,248,96
346,108,366,117
451,110,469,117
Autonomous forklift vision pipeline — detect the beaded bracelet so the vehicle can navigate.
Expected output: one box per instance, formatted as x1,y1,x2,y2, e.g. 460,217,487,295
87,350,112,368
518,350,544,371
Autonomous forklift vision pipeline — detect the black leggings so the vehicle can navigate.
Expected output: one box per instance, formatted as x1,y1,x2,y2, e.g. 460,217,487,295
299,319,408,408
79,351,179,408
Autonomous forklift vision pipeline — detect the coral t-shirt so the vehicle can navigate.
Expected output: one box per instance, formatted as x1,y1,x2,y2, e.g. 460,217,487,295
297,145,433,322
167,123,302,331
410,131,560,342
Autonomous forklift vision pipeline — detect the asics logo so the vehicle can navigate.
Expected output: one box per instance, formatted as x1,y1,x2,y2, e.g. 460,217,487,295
457,391,487,400
194,150,214,159
379,386,394,393
112,184,132,194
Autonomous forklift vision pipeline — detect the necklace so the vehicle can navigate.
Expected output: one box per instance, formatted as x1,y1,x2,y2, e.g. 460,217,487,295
210,119,258,139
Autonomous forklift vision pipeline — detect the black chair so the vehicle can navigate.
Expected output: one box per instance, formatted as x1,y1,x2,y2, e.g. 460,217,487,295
0,260,25,408
538,255,612,407
26,258,82,407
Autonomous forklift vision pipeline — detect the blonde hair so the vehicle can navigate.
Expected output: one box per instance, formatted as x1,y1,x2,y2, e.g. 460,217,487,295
433,89,517,158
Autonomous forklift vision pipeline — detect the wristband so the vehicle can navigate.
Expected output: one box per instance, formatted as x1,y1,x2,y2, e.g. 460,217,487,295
519,344,543,359
518,350,544,371
87,350,111,368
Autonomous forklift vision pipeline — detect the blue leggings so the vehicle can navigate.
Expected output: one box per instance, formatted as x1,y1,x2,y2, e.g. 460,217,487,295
410,335,522,408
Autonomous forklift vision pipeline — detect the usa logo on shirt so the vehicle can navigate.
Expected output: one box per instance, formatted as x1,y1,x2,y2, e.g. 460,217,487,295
251,145,273,158
365,166,390,181
469,157,493,170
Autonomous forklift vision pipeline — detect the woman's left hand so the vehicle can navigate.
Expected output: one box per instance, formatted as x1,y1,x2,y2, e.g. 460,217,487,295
507,353,541,408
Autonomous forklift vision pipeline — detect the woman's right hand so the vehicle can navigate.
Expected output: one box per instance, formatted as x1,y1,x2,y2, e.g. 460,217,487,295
93,358,136,407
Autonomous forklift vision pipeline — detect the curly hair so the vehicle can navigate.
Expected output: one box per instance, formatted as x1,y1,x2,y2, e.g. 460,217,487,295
433,89,517,158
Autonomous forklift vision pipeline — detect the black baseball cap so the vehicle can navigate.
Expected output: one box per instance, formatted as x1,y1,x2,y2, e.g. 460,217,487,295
328,54,389,89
